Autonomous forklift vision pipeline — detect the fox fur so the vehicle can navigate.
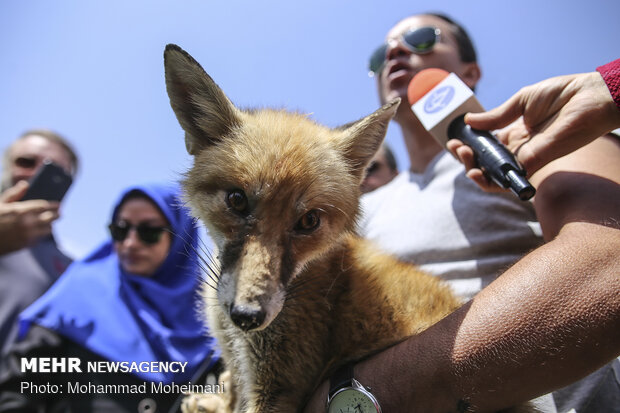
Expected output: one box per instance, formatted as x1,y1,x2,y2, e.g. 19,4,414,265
163,44,537,413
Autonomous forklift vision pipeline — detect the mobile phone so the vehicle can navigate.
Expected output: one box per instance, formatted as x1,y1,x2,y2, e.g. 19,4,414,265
22,161,73,202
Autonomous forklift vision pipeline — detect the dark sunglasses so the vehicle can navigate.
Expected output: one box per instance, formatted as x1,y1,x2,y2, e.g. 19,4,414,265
368,26,441,76
108,222,170,245
366,161,382,175
14,156,38,169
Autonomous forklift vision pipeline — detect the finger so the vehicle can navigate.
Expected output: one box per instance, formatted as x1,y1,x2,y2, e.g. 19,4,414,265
16,212,53,244
449,140,508,193
465,169,506,193
455,145,477,171
465,91,527,132
0,180,29,203
38,209,60,225
495,121,531,152
29,210,57,236
446,139,463,159
515,124,598,176
447,139,474,168
15,200,60,215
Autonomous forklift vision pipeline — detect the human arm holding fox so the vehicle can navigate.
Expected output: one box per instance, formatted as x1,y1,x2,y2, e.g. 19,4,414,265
345,138,620,412
306,107,620,413
305,17,620,413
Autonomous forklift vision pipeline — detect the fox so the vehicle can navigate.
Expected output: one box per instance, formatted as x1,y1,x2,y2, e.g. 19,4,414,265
163,44,538,413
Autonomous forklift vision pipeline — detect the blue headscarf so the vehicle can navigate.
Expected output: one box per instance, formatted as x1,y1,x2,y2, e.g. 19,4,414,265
19,183,219,383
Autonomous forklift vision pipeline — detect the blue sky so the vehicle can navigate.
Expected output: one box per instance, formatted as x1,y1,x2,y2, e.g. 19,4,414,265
1,0,618,258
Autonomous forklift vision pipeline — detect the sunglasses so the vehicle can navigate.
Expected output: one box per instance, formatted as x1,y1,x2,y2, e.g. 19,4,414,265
365,161,383,175
368,26,441,76
108,222,170,245
14,156,39,169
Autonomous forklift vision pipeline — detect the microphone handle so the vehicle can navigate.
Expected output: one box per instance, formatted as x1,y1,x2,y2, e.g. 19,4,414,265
448,115,536,201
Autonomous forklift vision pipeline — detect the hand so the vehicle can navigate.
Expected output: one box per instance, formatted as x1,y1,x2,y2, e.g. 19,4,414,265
447,118,533,192
0,181,60,254
448,71,620,190
464,72,620,176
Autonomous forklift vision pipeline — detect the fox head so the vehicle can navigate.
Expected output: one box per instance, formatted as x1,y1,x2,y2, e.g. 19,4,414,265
164,44,398,332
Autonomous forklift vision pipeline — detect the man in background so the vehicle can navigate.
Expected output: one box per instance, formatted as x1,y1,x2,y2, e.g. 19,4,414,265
360,142,399,193
0,129,78,355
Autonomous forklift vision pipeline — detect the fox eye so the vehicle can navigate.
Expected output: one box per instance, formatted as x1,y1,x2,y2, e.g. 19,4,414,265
296,210,320,233
227,189,248,214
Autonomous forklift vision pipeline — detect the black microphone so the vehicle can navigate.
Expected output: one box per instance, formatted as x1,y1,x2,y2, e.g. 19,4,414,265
408,68,535,201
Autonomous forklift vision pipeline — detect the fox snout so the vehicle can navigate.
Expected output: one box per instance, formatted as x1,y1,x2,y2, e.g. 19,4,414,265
219,237,287,332
222,271,286,332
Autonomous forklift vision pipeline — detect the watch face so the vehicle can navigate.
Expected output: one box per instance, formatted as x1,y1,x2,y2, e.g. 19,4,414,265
328,388,380,413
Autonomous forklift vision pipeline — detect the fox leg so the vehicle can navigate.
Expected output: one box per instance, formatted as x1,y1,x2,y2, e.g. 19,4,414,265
181,393,228,413
181,371,235,413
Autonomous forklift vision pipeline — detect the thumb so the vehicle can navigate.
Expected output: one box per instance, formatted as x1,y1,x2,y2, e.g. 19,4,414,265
0,180,29,203
465,92,525,132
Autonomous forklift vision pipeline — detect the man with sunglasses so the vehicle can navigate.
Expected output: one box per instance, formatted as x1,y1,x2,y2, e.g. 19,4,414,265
0,129,78,355
306,12,620,413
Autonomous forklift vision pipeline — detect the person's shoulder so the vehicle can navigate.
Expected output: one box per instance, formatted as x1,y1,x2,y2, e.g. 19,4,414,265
1,324,69,373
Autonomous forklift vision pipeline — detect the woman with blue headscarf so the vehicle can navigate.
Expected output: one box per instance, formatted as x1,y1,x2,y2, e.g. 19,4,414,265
0,183,220,413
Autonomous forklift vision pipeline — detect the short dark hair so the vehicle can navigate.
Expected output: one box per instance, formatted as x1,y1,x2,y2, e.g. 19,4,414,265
425,12,477,63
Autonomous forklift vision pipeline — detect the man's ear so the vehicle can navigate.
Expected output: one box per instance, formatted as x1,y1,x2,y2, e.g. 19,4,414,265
164,44,242,155
460,62,481,90
337,98,400,181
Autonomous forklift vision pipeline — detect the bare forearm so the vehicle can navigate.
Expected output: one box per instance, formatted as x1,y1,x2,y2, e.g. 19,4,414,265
353,223,620,412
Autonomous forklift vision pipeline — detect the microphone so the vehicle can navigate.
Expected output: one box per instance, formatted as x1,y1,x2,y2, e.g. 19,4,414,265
408,69,535,201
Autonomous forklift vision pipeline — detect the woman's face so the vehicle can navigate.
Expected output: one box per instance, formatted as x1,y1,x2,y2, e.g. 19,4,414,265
112,197,171,276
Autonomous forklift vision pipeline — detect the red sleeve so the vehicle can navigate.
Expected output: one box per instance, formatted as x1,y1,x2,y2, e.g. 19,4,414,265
597,59,620,111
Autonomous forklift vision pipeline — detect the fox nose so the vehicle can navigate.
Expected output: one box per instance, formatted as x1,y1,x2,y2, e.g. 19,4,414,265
230,304,266,331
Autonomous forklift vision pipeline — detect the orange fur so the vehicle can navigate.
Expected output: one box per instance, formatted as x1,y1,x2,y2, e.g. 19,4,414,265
164,44,535,413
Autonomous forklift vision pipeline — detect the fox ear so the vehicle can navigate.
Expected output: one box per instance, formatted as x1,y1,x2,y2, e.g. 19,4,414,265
337,98,400,180
164,44,242,155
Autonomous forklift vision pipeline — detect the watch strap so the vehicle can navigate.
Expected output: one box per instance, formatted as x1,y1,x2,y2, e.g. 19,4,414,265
328,362,355,398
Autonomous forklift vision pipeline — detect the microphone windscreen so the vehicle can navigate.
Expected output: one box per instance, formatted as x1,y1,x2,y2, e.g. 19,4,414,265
407,68,450,105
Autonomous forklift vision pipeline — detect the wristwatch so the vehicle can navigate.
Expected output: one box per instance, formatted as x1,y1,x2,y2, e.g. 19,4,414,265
326,362,382,413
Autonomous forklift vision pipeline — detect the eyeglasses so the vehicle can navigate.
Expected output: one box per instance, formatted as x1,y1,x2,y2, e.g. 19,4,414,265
368,26,441,76
108,222,170,245
14,156,38,169
365,161,383,175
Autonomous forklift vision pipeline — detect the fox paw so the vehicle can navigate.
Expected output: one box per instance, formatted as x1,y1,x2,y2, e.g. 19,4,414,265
181,393,226,413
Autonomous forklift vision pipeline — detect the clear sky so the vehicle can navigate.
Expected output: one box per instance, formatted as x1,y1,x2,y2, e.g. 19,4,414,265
1,0,618,258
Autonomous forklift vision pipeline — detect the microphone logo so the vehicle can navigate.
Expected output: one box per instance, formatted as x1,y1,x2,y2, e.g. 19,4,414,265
423,86,454,114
